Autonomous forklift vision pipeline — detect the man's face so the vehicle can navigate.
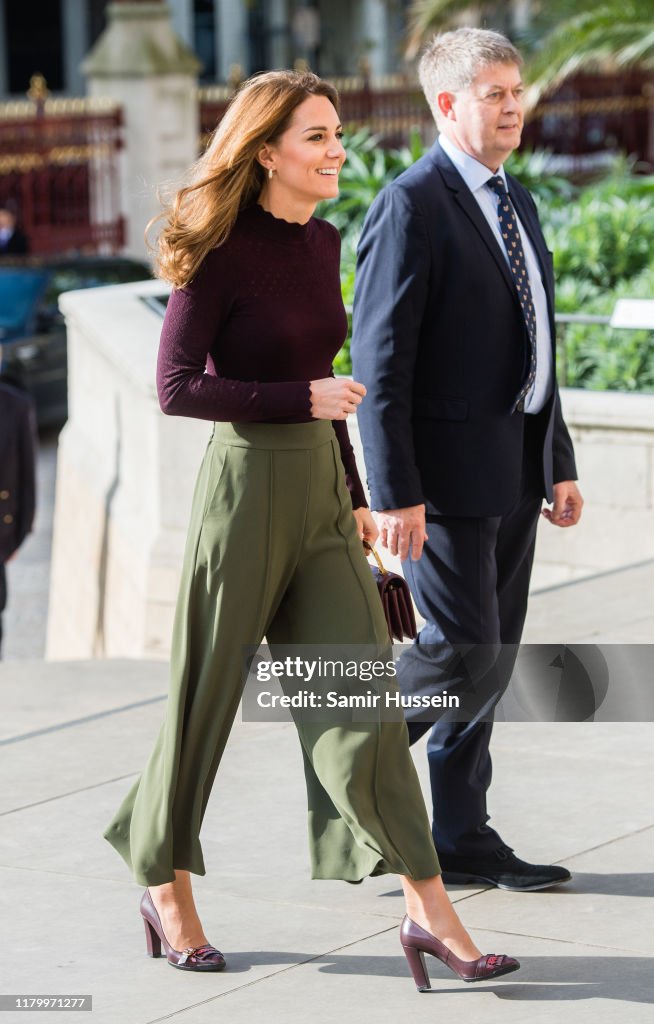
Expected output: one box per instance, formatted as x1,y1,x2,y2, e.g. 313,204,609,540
443,62,524,170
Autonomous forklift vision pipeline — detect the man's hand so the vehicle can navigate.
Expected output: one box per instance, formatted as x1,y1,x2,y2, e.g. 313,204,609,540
352,507,379,547
541,481,584,527
377,505,428,561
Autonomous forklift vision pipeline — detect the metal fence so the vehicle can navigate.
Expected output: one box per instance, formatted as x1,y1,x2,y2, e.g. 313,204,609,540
0,94,125,256
200,70,654,168
523,71,653,173
199,73,433,148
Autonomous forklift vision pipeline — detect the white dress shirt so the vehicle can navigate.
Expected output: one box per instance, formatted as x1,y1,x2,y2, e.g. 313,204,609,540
438,134,553,413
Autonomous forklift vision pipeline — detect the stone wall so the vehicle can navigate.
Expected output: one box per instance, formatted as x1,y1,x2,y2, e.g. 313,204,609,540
46,280,210,660
529,389,654,589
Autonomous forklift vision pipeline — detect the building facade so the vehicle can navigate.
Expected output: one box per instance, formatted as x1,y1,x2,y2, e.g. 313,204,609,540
0,0,411,98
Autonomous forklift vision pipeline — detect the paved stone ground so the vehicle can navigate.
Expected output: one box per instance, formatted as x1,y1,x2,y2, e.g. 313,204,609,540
0,657,652,1024
1,432,652,1024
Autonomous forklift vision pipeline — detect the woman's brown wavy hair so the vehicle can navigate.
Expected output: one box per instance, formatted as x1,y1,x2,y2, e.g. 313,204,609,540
149,70,340,288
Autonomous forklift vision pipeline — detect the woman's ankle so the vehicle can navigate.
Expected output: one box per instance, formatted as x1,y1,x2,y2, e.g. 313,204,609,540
149,871,194,908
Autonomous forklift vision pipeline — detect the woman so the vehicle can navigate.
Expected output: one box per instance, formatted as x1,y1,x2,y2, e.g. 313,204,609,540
104,70,519,991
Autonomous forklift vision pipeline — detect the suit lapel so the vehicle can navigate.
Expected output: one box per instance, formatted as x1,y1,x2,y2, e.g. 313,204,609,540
508,177,557,333
508,180,549,278
430,146,518,306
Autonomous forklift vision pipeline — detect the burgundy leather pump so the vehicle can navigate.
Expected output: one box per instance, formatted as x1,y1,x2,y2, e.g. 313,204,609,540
140,888,226,972
400,915,519,990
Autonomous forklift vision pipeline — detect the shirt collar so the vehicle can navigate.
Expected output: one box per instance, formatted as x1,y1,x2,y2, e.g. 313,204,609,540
438,134,508,195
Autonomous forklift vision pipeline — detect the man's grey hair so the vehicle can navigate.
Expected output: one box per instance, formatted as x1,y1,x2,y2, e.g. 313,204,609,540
419,28,523,125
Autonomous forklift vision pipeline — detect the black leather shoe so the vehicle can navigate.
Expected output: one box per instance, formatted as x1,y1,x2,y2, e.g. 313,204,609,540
439,846,571,891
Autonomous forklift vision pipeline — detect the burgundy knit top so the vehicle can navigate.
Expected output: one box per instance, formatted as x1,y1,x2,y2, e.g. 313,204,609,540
156,202,366,508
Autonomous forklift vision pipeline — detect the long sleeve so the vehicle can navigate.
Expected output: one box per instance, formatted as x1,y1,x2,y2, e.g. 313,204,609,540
552,387,578,483
351,185,430,510
332,418,367,509
156,248,311,423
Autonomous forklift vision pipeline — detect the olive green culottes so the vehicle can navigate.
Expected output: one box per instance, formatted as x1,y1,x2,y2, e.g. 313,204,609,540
104,421,440,886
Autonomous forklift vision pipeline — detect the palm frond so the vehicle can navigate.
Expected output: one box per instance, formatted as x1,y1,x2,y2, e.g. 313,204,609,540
526,8,654,106
405,1,488,59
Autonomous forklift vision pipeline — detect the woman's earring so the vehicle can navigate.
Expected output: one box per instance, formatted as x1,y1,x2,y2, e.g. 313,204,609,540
268,167,274,180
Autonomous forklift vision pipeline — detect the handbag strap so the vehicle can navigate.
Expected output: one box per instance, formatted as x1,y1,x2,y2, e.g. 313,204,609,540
362,539,389,576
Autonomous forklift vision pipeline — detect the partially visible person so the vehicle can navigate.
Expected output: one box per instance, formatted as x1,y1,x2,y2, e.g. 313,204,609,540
0,205,30,256
0,373,37,656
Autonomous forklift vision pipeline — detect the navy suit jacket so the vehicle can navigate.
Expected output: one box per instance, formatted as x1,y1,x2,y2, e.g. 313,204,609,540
0,380,37,563
351,141,577,518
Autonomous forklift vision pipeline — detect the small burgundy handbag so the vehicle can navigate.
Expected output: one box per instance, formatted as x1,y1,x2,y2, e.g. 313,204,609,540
363,541,417,642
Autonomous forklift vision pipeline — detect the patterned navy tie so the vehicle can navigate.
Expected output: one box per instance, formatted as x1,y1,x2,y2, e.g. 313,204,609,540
487,175,537,412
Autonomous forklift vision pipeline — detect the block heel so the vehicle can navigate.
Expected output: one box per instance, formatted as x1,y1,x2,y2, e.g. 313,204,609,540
144,917,162,958
401,943,431,991
400,915,520,990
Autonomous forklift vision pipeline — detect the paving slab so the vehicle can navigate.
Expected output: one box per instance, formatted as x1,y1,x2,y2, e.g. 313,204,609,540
1,660,652,1024
1,866,409,1024
486,723,654,860
0,659,167,741
462,826,654,955
524,560,654,643
157,930,654,1024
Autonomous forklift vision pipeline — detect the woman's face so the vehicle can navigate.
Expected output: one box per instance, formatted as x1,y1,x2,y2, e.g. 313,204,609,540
264,94,346,204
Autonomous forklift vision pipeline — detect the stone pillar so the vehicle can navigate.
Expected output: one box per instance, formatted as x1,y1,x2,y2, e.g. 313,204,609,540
269,0,290,70
358,0,390,77
62,0,90,95
82,1,201,260
168,0,194,46
318,0,353,76
215,0,248,82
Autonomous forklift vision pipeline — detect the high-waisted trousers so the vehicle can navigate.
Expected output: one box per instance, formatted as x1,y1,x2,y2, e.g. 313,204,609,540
104,420,440,886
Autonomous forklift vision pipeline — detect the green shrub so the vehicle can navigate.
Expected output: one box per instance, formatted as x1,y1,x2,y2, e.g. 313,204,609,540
505,148,575,206
556,266,654,391
316,128,425,236
547,192,654,290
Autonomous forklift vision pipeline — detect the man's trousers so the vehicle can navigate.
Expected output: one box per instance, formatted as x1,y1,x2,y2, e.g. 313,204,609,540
398,412,546,857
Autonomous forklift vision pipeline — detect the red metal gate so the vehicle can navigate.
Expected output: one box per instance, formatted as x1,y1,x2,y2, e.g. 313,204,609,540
199,73,434,150
0,95,125,256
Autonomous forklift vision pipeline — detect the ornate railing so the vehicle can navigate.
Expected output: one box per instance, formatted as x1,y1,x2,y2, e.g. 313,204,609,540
0,84,125,255
199,73,433,147
200,71,654,169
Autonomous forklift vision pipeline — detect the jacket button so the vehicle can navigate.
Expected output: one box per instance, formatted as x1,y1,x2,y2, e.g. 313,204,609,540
0,490,9,500
3,514,13,524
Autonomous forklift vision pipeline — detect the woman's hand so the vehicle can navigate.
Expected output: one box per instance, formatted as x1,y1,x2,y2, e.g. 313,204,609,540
309,377,366,420
352,507,378,547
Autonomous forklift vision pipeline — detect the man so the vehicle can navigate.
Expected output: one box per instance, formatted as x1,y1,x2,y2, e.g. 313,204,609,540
352,28,583,891
0,205,29,256
0,374,37,657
